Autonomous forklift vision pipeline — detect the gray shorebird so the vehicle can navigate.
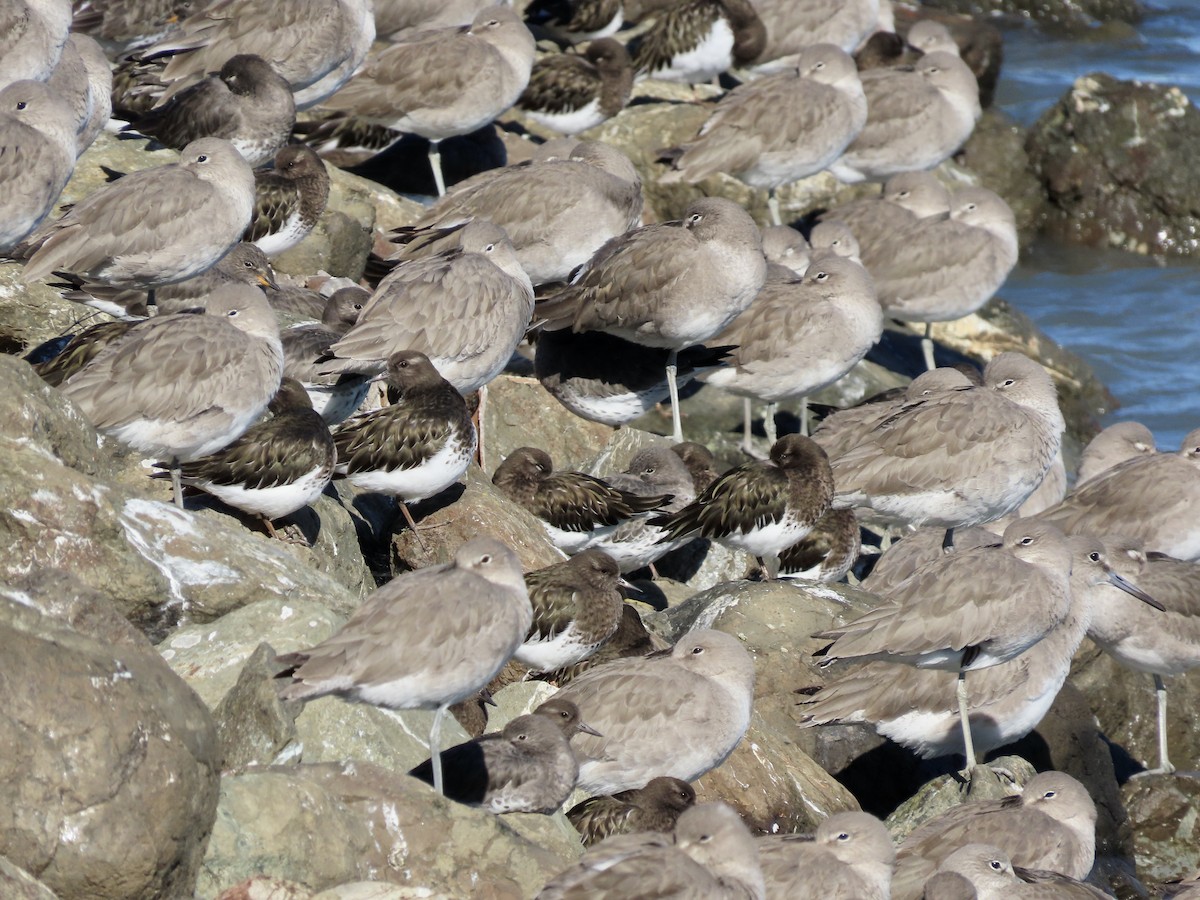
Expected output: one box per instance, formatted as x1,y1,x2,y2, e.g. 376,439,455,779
813,521,1076,766
829,51,981,184
651,434,835,579
157,377,336,539
1035,428,1200,561
121,54,295,167
890,772,1097,900
934,843,1112,899
323,6,534,195
1075,421,1156,485
0,0,72,85
32,319,146,388
492,447,672,554
245,144,331,258
799,534,1162,761
331,351,476,541
408,697,596,813
69,0,193,50
628,0,766,85
658,44,866,226
322,220,535,395
0,79,78,255
47,33,113,155
553,629,755,794
22,137,255,292
749,0,881,71
757,811,895,900
566,776,696,847
518,38,633,135
699,254,882,447
60,282,284,507
828,353,1064,545
538,802,764,899
1090,537,1200,775
401,140,642,286
517,549,627,673
276,537,533,795
537,196,766,442
820,170,952,259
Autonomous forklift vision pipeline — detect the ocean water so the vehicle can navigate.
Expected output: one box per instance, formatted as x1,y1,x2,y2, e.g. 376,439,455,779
991,1,1200,449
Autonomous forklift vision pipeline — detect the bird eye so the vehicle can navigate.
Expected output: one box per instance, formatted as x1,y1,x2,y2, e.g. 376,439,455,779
227,309,239,316
699,833,713,843
398,360,409,368
837,832,850,841
1019,536,1034,545
517,733,527,741
16,100,27,110
814,61,825,69
1043,789,1057,799
197,154,209,162
691,646,704,654
1088,551,1101,562
484,243,495,253
689,214,702,224
814,271,829,282
989,859,1002,871
479,554,492,564
1001,378,1016,387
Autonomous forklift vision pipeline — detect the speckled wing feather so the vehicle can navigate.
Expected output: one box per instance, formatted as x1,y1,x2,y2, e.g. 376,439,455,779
520,53,600,114
333,405,456,474
534,473,670,532
652,461,789,541
33,321,137,387
174,410,334,490
244,170,302,244
629,0,714,74
525,569,582,642
125,76,242,147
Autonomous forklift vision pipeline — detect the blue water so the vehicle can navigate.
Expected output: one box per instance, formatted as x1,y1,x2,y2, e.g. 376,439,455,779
991,1,1200,449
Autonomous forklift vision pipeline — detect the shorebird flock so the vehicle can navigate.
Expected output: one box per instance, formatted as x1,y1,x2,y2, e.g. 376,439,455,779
4,0,1199,895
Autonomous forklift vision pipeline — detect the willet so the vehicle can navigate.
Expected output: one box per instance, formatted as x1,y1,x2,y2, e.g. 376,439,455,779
401,140,642,285
889,771,1097,900
1090,538,1200,775
492,447,672,554
331,351,476,541
373,0,493,38
777,507,862,583
1075,421,1156,485
408,697,595,813
523,0,624,43
1035,428,1200,561
518,38,633,135
800,534,1163,762
819,170,952,259
537,196,766,442
585,446,700,572
0,80,77,255
699,254,882,447
534,330,732,427
829,51,981,184
567,776,696,847
281,287,370,424
244,145,331,257
539,801,765,899
760,224,811,274
815,521,1075,765
934,843,1112,899
553,629,755,793
69,0,192,50
47,33,112,155
121,54,295,167
323,6,534,195
922,871,979,900
862,525,1000,596
652,434,835,578
516,549,627,672
158,378,336,539
276,537,532,795
866,186,1018,370
141,0,374,110
61,282,283,507
749,0,880,70
22,137,255,291
658,44,866,226
0,0,71,85
322,220,535,395
628,0,766,85
828,353,1064,543
757,811,895,899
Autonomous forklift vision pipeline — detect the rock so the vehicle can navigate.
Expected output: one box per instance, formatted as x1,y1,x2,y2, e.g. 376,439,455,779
483,374,615,478
1121,774,1200,887
217,875,312,900
160,598,344,709
884,756,1039,843
486,681,561,732
274,209,372,282
1070,641,1200,779
0,264,113,359
0,593,220,900
213,642,299,769
313,884,453,900
917,0,1143,31
1027,73,1200,257
197,763,581,899
388,466,565,573
0,858,61,900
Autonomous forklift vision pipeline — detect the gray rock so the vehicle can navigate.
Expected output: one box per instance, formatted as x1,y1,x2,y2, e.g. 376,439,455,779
213,642,299,769
196,763,581,899
918,0,1143,30
1027,73,1200,257
0,594,219,900
314,884,453,899
1121,774,1200,887
0,857,61,900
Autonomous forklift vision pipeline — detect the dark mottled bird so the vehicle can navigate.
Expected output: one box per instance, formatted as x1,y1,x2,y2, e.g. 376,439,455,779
518,38,633,135
245,144,331,257
567,776,696,847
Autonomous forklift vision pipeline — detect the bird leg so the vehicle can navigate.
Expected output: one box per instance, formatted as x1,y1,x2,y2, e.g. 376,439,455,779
398,500,431,552
762,554,781,581
169,458,184,509
475,384,488,474
1134,674,1177,776
942,527,956,553
428,703,448,795
666,349,683,444
740,398,766,458
921,322,936,372
798,395,809,438
428,138,447,197
956,670,977,769
765,401,779,446
767,188,782,227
